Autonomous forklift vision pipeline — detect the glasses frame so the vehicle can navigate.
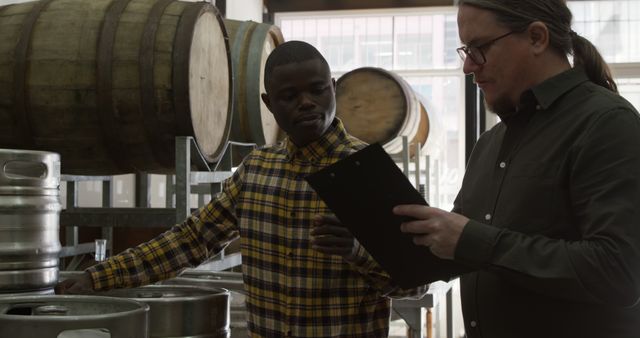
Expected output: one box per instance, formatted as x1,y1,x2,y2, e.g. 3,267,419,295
456,31,516,65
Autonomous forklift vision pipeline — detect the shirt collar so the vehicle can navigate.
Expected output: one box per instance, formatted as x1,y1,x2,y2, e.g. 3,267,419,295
530,66,589,110
503,67,589,125
285,118,348,162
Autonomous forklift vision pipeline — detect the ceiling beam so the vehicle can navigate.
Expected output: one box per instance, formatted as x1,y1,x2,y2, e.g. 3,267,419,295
265,0,454,13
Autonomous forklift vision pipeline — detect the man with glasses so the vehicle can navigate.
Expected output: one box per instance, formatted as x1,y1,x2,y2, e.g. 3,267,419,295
455,30,516,66
394,1,640,338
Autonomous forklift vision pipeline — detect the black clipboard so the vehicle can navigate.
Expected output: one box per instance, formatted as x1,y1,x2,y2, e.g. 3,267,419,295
305,143,468,288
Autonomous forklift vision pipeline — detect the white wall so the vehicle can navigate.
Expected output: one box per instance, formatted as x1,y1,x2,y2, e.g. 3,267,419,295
223,0,263,22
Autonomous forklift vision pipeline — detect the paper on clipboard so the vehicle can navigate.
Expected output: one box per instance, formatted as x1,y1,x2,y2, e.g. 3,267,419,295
305,143,468,288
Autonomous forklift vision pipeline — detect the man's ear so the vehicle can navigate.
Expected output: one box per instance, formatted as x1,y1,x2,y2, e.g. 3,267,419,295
527,21,550,55
331,78,336,89
261,93,272,113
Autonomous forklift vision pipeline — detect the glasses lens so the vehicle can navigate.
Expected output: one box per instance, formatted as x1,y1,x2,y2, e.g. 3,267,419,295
457,48,467,62
469,47,485,65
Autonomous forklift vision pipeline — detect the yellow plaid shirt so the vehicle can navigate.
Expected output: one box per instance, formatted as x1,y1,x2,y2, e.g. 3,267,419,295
88,118,426,337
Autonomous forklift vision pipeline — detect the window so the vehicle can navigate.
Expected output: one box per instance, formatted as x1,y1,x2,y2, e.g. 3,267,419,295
277,8,464,210
569,0,640,63
568,0,640,109
618,78,640,109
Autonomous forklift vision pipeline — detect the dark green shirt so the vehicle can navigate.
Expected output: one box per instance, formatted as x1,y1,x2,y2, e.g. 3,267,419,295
453,68,640,338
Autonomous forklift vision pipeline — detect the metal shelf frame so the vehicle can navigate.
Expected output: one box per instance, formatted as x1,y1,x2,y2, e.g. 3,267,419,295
58,134,452,338
389,136,454,338
59,137,255,271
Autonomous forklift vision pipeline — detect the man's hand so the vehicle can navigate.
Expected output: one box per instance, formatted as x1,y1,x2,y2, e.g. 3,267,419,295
310,214,358,259
394,205,469,259
54,271,94,294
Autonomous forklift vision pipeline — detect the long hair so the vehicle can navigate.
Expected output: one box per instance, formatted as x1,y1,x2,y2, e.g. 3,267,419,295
459,0,617,93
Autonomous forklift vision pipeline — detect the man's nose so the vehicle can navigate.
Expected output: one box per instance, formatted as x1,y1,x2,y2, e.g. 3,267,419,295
299,93,315,109
462,56,480,75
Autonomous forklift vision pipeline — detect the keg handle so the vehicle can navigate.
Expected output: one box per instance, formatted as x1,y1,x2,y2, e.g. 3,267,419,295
0,152,60,189
34,305,69,316
2,160,48,180
136,292,164,298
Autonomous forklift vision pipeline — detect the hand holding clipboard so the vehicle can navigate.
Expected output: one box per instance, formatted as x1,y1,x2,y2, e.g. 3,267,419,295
305,143,470,288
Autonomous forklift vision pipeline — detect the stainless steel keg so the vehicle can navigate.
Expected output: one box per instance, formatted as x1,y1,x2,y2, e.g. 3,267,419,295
0,149,61,292
0,295,149,338
0,287,54,298
161,270,247,338
101,284,230,338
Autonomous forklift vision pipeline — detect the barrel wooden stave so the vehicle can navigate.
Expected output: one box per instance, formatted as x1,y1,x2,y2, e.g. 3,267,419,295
0,0,232,175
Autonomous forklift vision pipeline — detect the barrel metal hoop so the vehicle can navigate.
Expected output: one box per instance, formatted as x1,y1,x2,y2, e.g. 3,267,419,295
234,21,260,143
231,21,256,143
213,5,234,160
173,3,232,163
267,25,285,49
13,0,55,147
139,0,175,169
247,23,273,144
172,2,204,137
96,0,134,173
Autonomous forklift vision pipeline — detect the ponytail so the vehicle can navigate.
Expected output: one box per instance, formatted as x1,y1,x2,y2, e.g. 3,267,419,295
571,32,618,93
459,0,619,93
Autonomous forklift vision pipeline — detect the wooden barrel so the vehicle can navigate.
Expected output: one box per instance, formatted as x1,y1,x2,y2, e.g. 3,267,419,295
336,67,429,156
224,19,284,146
0,0,232,175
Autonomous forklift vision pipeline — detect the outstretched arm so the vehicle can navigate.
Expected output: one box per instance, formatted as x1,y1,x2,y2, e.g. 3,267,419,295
56,163,246,293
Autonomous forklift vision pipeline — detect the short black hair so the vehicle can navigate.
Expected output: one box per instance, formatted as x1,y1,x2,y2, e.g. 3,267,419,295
263,40,330,91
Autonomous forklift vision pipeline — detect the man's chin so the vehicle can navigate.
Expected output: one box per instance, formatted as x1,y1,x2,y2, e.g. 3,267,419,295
485,98,516,120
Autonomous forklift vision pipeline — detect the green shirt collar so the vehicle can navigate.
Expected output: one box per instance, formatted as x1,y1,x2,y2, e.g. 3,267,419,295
530,67,590,110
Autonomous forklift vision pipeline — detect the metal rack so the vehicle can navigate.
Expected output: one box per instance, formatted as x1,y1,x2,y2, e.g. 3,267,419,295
390,135,430,201
390,136,455,338
59,137,255,271
58,134,454,338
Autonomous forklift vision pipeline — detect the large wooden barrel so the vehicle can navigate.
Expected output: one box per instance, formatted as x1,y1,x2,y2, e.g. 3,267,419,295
224,19,284,146
336,67,429,156
0,0,232,175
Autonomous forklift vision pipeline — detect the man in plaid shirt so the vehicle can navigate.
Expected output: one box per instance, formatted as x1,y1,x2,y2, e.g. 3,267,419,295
57,40,427,337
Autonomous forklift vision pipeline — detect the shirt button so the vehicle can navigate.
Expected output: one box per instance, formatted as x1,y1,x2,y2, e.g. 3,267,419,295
470,320,477,328
485,213,492,221
535,104,541,110
499,161,506,168
288,251,293,257
290,212,295,217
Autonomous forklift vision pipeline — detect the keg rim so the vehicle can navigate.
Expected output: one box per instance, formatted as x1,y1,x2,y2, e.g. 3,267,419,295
0,149,61,159
162,277,247,295
100,284,231,302
0,187,60,196
0,295,150,320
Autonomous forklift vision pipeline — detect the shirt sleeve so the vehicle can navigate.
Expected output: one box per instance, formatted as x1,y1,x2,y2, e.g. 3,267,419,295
87,162,246,290
455,108,640,307
343,242,429,299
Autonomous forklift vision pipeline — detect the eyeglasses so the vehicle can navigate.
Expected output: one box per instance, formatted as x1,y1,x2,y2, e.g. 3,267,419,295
456,31,516,65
